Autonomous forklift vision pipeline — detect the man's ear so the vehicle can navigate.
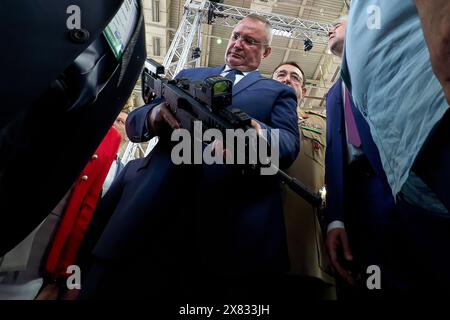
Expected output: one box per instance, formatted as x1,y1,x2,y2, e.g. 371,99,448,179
262,46,272,59
302,87,307,97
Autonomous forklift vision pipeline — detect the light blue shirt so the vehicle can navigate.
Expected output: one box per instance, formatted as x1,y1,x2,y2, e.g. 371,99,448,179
342,0,449,199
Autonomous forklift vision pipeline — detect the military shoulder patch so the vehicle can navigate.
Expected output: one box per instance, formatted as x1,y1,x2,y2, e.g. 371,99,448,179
300,121,323,134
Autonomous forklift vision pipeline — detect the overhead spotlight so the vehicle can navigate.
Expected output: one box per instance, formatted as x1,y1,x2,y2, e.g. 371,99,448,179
192,47,201,59
304,38,313,52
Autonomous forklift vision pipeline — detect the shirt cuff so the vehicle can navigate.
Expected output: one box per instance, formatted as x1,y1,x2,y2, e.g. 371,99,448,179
327,220,345,233
143,105,155,140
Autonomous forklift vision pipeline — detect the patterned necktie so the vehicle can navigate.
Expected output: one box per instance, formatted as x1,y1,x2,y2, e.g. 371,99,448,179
224,69,243,85
344,88,362,147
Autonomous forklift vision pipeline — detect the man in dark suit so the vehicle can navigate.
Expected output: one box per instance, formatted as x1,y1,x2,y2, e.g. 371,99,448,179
324,17,407,297
80,13,299,299
0,0,146,255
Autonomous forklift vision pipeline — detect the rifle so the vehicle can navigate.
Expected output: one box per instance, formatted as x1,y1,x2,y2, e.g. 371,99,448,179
142,59,326,208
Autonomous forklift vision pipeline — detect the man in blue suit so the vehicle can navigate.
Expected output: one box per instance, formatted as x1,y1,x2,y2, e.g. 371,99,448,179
324,17,408,297
80,14,299,299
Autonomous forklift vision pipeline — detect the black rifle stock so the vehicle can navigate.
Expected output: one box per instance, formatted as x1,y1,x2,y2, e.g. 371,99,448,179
142,59,325,208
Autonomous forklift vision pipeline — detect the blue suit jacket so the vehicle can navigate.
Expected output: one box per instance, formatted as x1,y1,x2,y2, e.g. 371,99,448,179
127,65,299,168
88,66,299,282
325,79,394,224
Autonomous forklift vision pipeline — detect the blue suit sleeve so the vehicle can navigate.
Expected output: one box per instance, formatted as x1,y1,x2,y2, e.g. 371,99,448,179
125,97,165,143
324,109,344,224
256,86,300,169
324,82,345,223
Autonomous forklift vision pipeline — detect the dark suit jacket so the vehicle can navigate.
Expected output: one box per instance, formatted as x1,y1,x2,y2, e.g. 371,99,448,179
324,79,394,225
0,1,146,255
82,66,299,297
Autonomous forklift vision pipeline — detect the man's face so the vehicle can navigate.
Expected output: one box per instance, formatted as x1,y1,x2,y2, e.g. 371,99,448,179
225,18,272,72
328,20,347,57
273,64,306,100
113,112,129,142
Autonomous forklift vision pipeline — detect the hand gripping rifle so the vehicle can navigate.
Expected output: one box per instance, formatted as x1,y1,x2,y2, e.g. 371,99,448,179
142,59,326,208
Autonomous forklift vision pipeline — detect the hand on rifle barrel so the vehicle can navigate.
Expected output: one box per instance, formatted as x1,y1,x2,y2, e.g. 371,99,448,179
211,119,262,161
147,102,180,136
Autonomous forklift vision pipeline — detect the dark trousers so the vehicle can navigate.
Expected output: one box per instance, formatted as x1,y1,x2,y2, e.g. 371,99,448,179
395,109,450,295
337,157,411,299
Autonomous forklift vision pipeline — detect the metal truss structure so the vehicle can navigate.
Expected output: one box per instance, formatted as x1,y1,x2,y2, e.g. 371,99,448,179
164,0,331,78
209,2,331,43
163,0,207,78
123,0,332,164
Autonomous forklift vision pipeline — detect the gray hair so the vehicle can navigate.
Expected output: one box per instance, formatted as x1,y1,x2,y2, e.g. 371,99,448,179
332,15,348,26
242,13,273,45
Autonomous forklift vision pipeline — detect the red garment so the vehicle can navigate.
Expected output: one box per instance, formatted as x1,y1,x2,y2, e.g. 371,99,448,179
45,127,121,278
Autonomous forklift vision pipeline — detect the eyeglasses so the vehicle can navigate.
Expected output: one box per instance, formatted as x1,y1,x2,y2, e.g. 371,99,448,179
329,22,343,33
274,71,304,85
231,32,268,46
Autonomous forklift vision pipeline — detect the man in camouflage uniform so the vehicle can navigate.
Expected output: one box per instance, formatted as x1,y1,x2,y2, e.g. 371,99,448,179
272,62,335,299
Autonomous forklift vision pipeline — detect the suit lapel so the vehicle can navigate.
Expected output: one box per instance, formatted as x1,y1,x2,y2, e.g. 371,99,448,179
208,66,263,96
209,65,226,77
330,79,345,140
329,79,347,171
232,70,263,96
